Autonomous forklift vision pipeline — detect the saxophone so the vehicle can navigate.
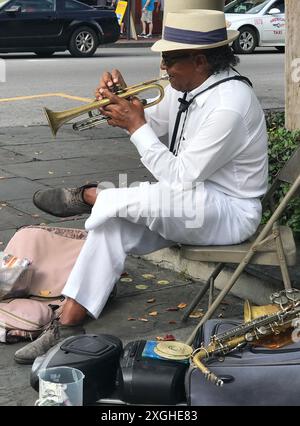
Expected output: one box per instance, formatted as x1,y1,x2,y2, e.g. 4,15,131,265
192,289,300,387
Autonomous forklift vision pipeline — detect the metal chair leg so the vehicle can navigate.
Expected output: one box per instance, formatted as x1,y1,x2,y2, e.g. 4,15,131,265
273,223,292,290
182,263,224,322
208,276,215,308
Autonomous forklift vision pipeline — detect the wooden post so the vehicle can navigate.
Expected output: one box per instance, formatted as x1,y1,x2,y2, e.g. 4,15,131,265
285,0,300,130
130,11,137,40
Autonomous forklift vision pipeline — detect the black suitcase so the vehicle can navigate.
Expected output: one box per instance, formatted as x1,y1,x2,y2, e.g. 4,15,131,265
186,319,300,406
31,334,123,404
117,340,188,405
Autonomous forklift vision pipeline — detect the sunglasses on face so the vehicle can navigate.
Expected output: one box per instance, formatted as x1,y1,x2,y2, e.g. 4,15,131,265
161,52,202,67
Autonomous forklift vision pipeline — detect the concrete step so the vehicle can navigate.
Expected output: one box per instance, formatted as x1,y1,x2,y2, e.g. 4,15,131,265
142,243,300,306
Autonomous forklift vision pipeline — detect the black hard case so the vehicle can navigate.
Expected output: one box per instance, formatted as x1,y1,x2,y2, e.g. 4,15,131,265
117,340,188,405
30,334,122,404
186,319,300,406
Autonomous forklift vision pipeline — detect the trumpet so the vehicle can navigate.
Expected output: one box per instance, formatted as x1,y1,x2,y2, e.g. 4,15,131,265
44,75,169,137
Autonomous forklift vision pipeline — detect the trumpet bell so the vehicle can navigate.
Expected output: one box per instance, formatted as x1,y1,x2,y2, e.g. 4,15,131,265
44,107,60,137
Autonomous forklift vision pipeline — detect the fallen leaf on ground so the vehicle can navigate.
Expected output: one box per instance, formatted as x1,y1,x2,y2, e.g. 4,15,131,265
168,320,177,325
156,334,176,341
148,311,158,316
120,277,133,283
138,318,149,322
135,284,148,290
31,214,40,218
0,177,6,180
147,298,156,303
39,290,51,297
1,203,7,207
189,310,204,319
48,171,54,175
127,317,136,321
121,272,129,277
142,274,155,279
177,303,187,309
166,307,179,312
157,280,169,285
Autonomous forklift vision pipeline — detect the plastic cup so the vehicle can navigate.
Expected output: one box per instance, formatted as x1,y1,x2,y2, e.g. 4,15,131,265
35,366,85,406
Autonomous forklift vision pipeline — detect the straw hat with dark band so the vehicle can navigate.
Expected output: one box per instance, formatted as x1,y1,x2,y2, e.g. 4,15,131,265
152,9,239,52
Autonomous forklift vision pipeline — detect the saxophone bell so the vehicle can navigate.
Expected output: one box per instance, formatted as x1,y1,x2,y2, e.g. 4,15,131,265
244,299,280,323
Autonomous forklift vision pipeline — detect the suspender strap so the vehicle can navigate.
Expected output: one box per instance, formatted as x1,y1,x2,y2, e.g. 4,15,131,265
169,75,253,154
169,92,188,154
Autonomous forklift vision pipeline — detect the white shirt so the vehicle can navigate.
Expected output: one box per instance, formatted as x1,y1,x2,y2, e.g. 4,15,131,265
86,69,268,245
131,69,268,199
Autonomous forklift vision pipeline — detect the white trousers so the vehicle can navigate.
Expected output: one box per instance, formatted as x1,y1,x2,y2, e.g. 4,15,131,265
63,182,262,318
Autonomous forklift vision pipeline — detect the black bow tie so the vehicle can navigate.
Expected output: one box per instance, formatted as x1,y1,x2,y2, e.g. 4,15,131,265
178,96,190,113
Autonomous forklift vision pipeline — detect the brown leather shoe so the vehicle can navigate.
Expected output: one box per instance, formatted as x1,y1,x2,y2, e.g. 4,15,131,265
33,184,97,217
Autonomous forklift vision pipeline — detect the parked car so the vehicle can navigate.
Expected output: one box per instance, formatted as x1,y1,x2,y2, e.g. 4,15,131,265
0,0,120,57
225,0,285,54
79,0,114,8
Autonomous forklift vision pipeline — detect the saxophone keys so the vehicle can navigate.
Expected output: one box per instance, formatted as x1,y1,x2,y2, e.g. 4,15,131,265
257,326,268,335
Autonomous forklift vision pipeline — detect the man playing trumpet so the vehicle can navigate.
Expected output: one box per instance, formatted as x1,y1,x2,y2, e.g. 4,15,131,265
14,9,268,365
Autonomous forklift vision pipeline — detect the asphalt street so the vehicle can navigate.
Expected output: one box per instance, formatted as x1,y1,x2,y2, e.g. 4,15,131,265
0,47,285,128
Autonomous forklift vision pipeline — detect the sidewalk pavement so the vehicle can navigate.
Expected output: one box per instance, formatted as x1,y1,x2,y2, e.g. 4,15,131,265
1,122,300,406
106,36,159,49
0,124,245,406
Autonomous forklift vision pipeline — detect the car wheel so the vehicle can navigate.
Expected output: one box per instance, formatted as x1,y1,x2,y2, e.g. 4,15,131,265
69,26,98,57
275,46,285,53
233,26,258,54
34,50,55,57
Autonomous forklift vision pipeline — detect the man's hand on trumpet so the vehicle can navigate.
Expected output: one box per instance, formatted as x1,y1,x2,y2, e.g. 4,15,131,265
95,69,146,134
95,69,126,100
99,89,146,135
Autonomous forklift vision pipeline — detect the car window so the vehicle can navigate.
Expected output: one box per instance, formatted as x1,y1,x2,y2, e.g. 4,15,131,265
8,0,55,12
63,0,92,9
268,0,284,13
245,0,271,13
225,0,267,13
